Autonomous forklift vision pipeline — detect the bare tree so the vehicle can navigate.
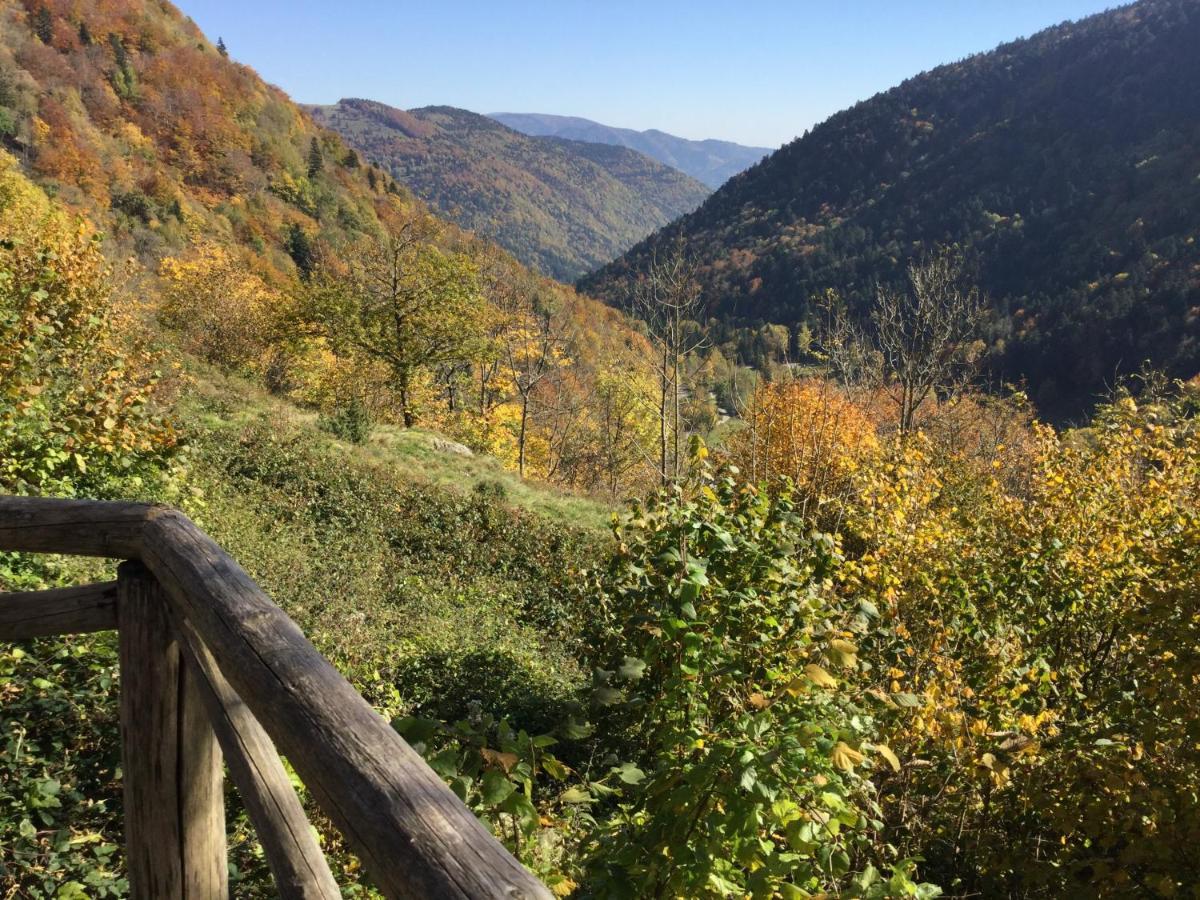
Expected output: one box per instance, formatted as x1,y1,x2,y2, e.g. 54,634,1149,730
629,240,709,484
813,288,883,395
873,249,984,432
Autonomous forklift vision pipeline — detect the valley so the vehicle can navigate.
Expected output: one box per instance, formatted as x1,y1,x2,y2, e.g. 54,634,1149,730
1,0,1198,897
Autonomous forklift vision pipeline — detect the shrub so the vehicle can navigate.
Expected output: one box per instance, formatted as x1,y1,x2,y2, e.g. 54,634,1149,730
318,396,372,444
576,443,937,898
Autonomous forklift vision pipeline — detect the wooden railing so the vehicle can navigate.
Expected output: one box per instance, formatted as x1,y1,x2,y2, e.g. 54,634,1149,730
0,496,551,900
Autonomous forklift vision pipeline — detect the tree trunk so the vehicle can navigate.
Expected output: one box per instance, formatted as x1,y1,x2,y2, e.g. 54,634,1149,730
518,393,529,478
397,369,416,428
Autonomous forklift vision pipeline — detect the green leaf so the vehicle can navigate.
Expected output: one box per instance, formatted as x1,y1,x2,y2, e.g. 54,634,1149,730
615,762,645,785
480,770,515,806
592,686,623,706
739,766,757,791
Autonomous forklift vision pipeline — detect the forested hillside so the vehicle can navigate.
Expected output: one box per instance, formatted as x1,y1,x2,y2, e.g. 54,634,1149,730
310,99,710,281
582,0,1200,417
5,0,1200,897
0,0,668,494
491,111,771,188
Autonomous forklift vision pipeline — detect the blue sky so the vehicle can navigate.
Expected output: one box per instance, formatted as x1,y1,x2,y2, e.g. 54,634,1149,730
181,1,1121,148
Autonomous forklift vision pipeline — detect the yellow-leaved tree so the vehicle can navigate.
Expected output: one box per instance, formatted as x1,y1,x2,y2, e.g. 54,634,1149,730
0,150,175,497
839,385,1200,896
727,377,879,514
158,242,285,374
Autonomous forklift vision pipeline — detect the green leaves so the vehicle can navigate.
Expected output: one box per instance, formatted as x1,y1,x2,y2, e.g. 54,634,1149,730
577,461,913,897
480,770,515,806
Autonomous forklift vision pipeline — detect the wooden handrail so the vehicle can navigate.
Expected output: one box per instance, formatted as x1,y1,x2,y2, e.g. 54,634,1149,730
0,581,118,638
0,496,551,900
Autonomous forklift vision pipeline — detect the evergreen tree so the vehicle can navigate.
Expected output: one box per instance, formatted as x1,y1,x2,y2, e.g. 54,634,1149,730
342,148,360,168
285,223,315,279
306,137,323,178
32,5,53,44
78,21,92,46
217,37,228,57
367,167,378,191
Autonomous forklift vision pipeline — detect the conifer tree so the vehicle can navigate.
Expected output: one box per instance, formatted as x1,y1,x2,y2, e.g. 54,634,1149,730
285,223,314,279
306,137,323,178
33,5,53,43
217,36,228,57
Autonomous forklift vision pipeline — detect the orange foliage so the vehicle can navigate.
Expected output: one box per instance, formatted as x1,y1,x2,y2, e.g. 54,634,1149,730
726,378,878,506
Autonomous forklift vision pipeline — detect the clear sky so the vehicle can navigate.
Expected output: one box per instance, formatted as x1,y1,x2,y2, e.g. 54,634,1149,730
179,0,1121,149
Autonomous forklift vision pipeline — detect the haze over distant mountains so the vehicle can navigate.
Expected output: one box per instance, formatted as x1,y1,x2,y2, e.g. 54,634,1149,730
582,0,1200,418
310,100,710,281
490,113,772,189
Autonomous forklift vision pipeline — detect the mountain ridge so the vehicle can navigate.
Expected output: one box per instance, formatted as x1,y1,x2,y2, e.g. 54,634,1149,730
311,99,710,281
489,111,771,188
580,0,1200,417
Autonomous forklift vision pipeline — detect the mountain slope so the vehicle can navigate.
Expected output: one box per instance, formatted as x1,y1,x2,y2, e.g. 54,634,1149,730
0,0,431,282
309,99,710,281
490,111,770,189
581,0,1200,417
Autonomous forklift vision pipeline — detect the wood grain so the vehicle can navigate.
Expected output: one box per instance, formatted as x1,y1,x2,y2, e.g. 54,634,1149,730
174,614,341,900
142,511,551,899
0,496,155,558
0,581,118,639
118,561,228,899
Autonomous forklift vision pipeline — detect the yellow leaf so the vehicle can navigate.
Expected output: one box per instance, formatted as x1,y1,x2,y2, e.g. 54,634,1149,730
748,692,769,709
550,877,578,897
829,639,858,668
830,741,865,772
805,664,837,689
872,743,901,772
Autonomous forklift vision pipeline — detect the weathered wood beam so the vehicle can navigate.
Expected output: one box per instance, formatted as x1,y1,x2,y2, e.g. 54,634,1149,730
0,581,118,639
173,614,342,900
141,510,551,900
0,496,156,558
118,562,228,900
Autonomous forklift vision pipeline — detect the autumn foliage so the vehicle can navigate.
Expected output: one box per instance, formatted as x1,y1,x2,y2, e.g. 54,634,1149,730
726,377,878,510
0,149,174,496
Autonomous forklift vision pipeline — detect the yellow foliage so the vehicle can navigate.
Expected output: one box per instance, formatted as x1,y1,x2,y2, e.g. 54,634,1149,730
0,150,175,493
158,242,285,372
841,387,1200,893
727,378,878,508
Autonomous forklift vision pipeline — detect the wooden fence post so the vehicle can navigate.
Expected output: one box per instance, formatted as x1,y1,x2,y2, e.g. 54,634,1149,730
118,561,228,899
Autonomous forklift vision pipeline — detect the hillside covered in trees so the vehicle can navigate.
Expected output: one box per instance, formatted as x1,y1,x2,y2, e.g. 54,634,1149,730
0,0,670,494
4,0,1200,897
582,0,1200,418
310,99,711,281
490,111,771,188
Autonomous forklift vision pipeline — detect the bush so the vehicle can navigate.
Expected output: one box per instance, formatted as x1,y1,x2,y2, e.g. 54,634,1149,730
575,444,938,898
318,396,372,444
841,385,1200,896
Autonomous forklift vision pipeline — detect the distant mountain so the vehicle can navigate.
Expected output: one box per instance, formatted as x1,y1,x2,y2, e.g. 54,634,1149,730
490,113,771,189
309,100,710,281
581,0,1200,418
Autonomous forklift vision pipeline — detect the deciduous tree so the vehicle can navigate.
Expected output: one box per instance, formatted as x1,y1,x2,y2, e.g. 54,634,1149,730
301,218,489,427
